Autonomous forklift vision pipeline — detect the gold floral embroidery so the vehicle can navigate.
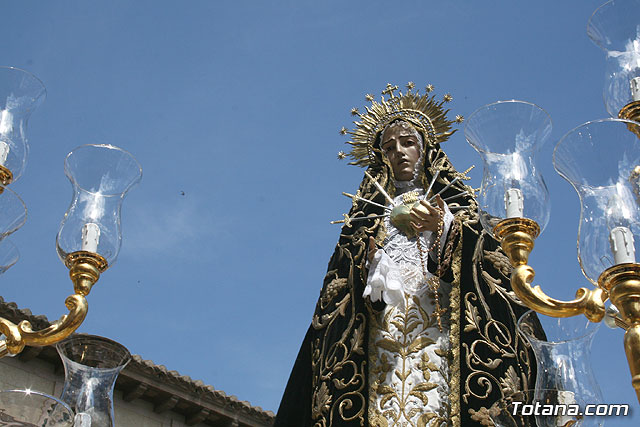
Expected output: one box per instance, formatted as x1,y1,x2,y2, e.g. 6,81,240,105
499,366,521,397
368,293,449,426
462,231,534,420
468,407,495,427
312,382,333,420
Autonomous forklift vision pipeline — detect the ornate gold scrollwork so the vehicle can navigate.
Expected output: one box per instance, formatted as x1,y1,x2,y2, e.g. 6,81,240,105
494,218,607,322
509,265,606,322
0,251,107,358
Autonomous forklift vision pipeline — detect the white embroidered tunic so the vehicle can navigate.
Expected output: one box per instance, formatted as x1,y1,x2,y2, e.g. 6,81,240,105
366,187,454,427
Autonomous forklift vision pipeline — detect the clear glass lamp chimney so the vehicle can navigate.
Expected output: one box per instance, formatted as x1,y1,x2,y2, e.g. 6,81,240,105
0,185,27,238
553,118,640,285
587,0,640,117
56,144,142,269
464,100,552,237
0,67,46,184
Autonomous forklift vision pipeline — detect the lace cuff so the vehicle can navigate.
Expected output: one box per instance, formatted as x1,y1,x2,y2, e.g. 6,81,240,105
364,249,403,306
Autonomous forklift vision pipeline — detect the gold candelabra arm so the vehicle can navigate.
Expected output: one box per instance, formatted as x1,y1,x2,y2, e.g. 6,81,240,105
0,252,106,358
599,264,640,403
0,295,89,357
496,218,640,403
511,265,607,322
495,218,607,322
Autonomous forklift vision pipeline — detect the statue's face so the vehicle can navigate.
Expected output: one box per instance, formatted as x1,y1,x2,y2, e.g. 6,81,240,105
381,123,421,181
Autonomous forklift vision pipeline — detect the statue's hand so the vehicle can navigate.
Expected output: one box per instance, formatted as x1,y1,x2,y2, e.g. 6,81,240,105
367,236,377,264
410,195,444,233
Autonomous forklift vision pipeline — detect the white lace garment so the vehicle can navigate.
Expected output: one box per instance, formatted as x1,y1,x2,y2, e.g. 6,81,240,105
366,187,455,427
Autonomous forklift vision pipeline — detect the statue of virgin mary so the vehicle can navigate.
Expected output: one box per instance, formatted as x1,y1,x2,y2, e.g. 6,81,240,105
275,83,538,427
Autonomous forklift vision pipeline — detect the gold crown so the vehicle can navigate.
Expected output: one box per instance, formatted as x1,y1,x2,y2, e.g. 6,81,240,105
341,82,463,167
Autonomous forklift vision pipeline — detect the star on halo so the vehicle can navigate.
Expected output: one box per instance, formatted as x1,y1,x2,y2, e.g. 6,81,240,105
337,151,347,160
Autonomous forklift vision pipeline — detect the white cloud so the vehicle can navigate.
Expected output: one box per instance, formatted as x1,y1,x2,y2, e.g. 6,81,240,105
124,194,233,258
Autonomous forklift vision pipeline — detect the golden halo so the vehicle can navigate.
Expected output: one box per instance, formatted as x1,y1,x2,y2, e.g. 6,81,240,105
343,83,461,167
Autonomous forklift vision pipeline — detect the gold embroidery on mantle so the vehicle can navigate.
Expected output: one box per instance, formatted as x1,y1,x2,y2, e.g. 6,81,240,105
461,231,533,419
368,292,450,426
320,270,349,309
468,406,496,427
448,218,463,427
312,213,376,426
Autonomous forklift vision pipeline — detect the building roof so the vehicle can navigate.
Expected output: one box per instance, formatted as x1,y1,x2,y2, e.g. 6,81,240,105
0,297,275,427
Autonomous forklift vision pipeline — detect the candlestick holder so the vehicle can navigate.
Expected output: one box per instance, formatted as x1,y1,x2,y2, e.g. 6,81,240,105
0,144,141,357
484,118,640,404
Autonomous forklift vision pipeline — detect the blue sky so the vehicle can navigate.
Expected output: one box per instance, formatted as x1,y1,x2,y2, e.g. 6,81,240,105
1,1,638,425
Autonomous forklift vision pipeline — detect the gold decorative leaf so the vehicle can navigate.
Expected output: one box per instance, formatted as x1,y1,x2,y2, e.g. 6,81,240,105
404,320,420,335
390,319,404,330
382,410,398,422
469,407,496,427
425,362,439,371
407,336,436,354
417,412,436,427
376,384,395,395
376,338,402,353
336,293,351,316
406,407,421,419
408,390,428,406
394,369,410,381
350,322,365,355
312,382,332,420
464,296,482,332
412,382,438,393
378,385,396,408
499,366,520,396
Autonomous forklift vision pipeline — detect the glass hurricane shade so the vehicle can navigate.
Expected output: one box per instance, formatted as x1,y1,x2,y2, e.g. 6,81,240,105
554,118,640,285
464,100,552,236
0,389,74,426
588,0,640,117
57,334,131,427
0,185,26,238
0,239,19,275
56,144,142,268
517,310,603,426
0,67,46,183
